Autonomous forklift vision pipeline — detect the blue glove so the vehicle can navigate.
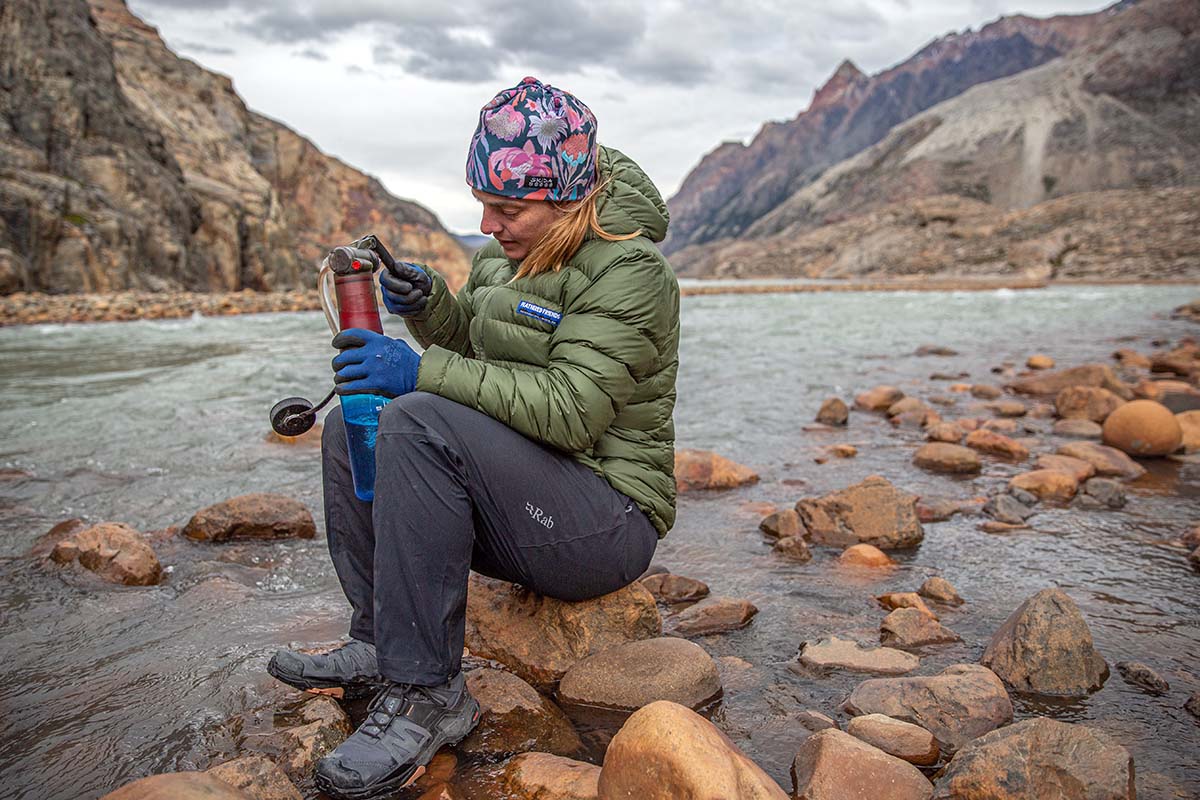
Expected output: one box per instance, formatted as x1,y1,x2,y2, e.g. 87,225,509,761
380,262,432,316
331,328,421,398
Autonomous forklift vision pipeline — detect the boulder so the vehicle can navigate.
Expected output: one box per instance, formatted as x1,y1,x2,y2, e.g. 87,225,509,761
465,575,661,687
1009,364,1132,399
795,710,840,733
773,536,812,562
988,400,1027,418
913,443,981,474
983,494,1033,525
880,608,960,649
876,592,937,619
888,397,927,417
597,701,788,800
798,636,920,676
839,544,895,568
759,509,804,539
1053,418,1103,438
669,596,757,637
926,422,966,443
1113,349,1151,369
183,494,315,542
1008,470,1078,502
1035,454,1096,482
266,695,351,781
27,518,87,558
791,729,933,800
1026,354,1055,370
964,430,1029,461
891,408,941,429
205,756,302,800
1102,400,1183,457
558,637,720,712
931,717,1135,800
99,773,253,799
639,573,709,604
844,665,1013,752
674,449,759,492
918,577,964,606
845,714,939,766
1057,442,1146,480
1074,478,1127,510
816,397,850,426
856,385,905,412
1115,661,1169,695
1055,386,1125,422
460,669,581,757
980,588,1108,697
50,522,162,586
916,497,973,523
1178,410,1200,452
796,476,924,549
501,753,600,800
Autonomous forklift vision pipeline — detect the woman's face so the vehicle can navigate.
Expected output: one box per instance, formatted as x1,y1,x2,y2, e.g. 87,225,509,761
472,189,561,261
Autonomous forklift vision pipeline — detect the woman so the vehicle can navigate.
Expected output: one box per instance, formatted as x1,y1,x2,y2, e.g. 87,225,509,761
268,76,679,799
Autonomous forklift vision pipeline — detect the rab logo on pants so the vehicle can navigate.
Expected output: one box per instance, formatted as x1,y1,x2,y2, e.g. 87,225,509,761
525,502,554,528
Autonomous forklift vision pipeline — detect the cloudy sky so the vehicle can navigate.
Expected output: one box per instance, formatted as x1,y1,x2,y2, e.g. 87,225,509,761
127,0,1111,234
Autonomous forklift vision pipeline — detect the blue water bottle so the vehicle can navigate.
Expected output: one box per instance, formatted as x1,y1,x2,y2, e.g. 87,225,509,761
340,392,389,501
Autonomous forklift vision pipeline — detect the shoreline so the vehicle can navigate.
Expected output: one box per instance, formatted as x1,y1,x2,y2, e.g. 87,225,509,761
2,278,1198,327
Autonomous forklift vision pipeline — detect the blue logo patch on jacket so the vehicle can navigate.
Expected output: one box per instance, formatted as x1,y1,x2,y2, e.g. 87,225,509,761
516,300,562,327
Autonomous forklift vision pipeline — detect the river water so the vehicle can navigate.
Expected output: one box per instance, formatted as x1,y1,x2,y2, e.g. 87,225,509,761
0,285,1198,799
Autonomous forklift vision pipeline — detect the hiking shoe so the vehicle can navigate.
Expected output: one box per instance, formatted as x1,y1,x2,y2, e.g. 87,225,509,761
266,639,383,699
314,673,481,799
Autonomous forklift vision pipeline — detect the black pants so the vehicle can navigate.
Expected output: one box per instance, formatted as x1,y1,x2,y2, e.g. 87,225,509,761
321,392,658,685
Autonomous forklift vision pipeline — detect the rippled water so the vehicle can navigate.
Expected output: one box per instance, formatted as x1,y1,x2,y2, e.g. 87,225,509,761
1,285,1198,799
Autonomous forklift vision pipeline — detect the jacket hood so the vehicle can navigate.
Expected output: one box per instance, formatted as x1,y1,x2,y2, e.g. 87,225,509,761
593,146,670,243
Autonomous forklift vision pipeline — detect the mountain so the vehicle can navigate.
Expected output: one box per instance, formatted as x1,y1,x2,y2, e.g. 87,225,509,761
0,0,469,295
663,4,1122,255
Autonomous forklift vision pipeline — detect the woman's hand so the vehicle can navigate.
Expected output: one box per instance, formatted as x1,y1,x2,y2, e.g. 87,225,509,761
380,262,432,316
331,329,421,398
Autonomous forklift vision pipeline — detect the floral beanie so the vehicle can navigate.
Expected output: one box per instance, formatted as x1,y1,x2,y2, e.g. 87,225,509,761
466,76,599,202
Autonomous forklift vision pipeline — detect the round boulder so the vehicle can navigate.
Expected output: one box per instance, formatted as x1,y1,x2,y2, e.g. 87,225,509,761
1101,399,1183,457
816,397,849,426
840,544,895,568
846,714,939,766
183,494,315,542
791,729,933,800
913,443,981,474
557,637,721,711
460,669,582,757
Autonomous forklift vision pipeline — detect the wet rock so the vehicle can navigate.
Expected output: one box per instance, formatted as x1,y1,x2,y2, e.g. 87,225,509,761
1010,364,1132,399
461,668,581,757
983,493,1034,525
846,714,939,767
183,494,315,542
797,476,924,550
926,422,965,443
980,588,1108,697
816,397,849,426
913,443,981,474
1053,418,1103,438
888,397,927,417
412,753,458,793
1190,546,1200,570
1008,470,1078,502
928,395,958,407
839,544,895,568
916,344,958,356
1028,401,1057,418
1116,661,1169,695
669,595,758,637
856,385,905,412
988,400,1027,417
674,449,759,492
1026,354,1055,370
465,575,661,688
931,717,1135,800
1035,453,1096,482
891,408,941,429
918,577,964,606
796,710,840,733
1102,399,1183,457
844,665,1013,753
598,700,788,800
980,418,1018,434
969,384,1001,400
1058,441,1147,480
880,608,960,649
50,522,162,586
826,443,858,459
1113,348,1152,369
501,753,599,800
916,497,971,523
876,592,937,619
639,573,709,604
216,546,275,569
265,423,323,447
267,695,351,781
1186,691,1200,719
28,518,87,558
99,773,253,799
205,756,301,800
773,536,813,562
1180,525,1200,549
979,520,1030,534
1055,386,1125,422
1178,410,1200,452
799,636,919,675
964,430,1028,461
759,508,804,539
558,637,721,712
931,372,970,381
1074,477,1127,510
416,783,463,800
791,729,933,800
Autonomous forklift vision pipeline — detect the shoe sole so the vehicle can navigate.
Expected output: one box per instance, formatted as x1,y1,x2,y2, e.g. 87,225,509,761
266,653,383,701
313,697,482,800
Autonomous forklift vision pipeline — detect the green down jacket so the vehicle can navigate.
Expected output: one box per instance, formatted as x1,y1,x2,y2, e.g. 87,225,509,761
406,147,679,536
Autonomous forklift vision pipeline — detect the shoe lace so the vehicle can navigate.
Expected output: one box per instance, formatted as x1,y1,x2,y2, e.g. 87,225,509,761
360,682,447,740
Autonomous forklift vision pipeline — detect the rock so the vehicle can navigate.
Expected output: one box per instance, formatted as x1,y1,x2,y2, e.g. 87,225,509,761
988,400,1027,417
790,729,933,800
1055,386,1125,422
1102,399,1183,457
931,372,970,381
216,546,275,569
980,588,1108,697
501,753,600,800
1053,418,1103,438
759,508,804,539
773,536,813,562
99,773,253,799
839,544,895,568
1035,453,1096,482
880,608,960,649
964,430,1029,460
50,522,162,586
264,423,323,447
1026,354,1055,370
558,637,721,712
797,476,924,549
465,575,661,688
816,397,850,426
931,717,1135,800
983,493,1034,525
916,497,970,523
1190,546,1200,569
267,695,352,782
1186,691,1200,719
1010,364,1132,399
597,700,788,800
205,756,302,800
856,385,905,412
796,710,840,733
846,714,939,766
888,397,927,417
27,517,87,558
928,395,958,407
669,596,758,637
674,449,759,492
876,592,937,619
416,784,463,800
970,384,1002,400
913,443,981,474
926,422,966,443
844,665,1013,753
798,636,920,675
1008,470,1078,502
460,669,581,757
639,573,709,604
1115,661,1169,695
980,418,1018,434
979,520,1030,533
1075,477,1127,509
1113,348,1152,369
1178,410,1200,452
1179,525,1200,549
1058,441,1147,480
916,345,958,356
918,577,964,606
828,443,858,459
182,494,315,542
891,408,941,429
1027,401,1057,418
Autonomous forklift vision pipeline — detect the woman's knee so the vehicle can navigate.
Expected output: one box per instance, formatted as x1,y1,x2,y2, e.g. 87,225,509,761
377,391,458,435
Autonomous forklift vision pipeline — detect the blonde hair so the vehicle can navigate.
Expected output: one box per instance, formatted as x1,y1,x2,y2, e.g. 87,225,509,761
515,178,641,280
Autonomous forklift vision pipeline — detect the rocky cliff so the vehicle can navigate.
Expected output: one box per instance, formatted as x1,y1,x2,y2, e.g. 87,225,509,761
0,0,469,295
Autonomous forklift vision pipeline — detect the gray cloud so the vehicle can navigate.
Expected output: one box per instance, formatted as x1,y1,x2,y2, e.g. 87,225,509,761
173,39,235,55
296,47,328,61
